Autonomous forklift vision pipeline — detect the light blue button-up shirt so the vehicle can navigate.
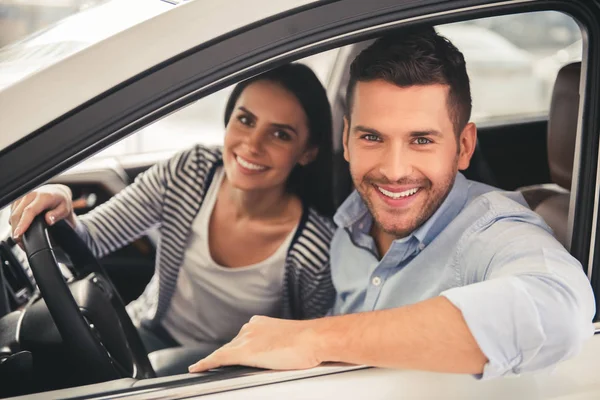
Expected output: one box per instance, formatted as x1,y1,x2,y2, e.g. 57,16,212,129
331,173,596,379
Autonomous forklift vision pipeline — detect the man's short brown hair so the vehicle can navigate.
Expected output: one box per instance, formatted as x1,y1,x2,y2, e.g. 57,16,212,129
346,27,472,135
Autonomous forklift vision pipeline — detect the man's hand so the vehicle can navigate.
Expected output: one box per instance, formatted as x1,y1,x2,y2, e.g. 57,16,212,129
188,297,488,375
188,315,324,373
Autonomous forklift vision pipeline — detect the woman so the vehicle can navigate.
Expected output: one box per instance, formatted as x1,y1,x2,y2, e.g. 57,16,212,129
9,63,336,358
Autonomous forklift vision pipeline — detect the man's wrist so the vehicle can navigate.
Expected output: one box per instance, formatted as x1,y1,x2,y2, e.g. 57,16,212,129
306,316,346,363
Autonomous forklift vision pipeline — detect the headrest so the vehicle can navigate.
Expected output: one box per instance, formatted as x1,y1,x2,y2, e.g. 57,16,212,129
548,62,581,190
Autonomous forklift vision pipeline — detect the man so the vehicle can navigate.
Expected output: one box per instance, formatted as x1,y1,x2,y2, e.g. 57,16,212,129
189,28,595,378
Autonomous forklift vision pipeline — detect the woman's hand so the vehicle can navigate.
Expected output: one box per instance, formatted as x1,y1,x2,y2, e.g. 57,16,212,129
10,184,77,241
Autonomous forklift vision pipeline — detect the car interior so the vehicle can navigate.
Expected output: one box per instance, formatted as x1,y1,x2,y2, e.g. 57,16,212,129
0,12,587,399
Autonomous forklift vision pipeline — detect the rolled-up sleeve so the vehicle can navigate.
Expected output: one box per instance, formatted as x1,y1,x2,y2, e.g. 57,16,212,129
441,219,596,379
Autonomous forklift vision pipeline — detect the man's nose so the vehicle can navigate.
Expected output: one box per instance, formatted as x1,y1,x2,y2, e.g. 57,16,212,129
379,144,412,182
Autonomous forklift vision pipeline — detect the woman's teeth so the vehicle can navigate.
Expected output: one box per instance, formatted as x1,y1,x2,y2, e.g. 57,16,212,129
377,186,419,199
236,155,267,171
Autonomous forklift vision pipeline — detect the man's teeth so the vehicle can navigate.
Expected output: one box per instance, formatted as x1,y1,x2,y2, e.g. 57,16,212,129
236,155,267,171
377,186,419,199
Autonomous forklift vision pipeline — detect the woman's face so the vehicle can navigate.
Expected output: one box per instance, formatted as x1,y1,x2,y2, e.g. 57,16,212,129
223,80,316,193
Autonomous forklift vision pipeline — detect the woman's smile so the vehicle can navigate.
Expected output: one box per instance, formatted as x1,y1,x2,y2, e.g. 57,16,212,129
235,154,269,173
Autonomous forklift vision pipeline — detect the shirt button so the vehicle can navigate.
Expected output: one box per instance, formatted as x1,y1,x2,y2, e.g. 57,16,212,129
372,276,382,286
418,243,426,250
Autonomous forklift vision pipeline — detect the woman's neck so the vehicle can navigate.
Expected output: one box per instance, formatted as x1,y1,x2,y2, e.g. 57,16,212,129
220,176,296,221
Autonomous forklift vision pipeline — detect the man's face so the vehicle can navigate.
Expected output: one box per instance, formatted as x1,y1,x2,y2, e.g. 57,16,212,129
343,80,476,239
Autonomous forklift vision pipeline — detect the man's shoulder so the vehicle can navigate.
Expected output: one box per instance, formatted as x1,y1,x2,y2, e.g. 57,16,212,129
465,179,532,214
459,181,553,237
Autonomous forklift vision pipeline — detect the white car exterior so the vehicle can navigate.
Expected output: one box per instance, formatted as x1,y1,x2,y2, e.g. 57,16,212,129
0,0,313,150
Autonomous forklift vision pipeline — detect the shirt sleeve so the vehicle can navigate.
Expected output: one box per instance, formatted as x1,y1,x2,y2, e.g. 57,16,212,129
441,218,596,379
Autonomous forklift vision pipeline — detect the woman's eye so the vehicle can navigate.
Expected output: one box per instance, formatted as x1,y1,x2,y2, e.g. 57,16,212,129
237,115,253,126
273,130,292,141
414,137,432,145
361,134,380,142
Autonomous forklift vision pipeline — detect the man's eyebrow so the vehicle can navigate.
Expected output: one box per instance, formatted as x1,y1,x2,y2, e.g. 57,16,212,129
410,130,442,137
353,126,442,138
353,125,384,136
238,106,298,135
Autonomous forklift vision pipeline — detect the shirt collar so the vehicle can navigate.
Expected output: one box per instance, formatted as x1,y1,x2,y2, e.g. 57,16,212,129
334,173,470,247
334,189,371,229
411,173,469,246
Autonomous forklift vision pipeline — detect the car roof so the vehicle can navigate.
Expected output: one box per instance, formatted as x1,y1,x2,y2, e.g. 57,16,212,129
0,0,314,151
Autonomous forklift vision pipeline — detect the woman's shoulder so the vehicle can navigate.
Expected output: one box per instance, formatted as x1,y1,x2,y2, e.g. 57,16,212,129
293,207,336,247
285,206,335,270
171,144,223,168
305,207,336,236
158,144,223,177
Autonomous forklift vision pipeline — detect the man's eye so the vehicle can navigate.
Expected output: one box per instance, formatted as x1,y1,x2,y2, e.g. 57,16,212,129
414,137,432,145
361,134,380,142
273,130,291,141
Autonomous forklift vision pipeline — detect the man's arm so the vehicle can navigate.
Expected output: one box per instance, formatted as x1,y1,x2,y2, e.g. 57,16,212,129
189,296,488,373
189,219,595,376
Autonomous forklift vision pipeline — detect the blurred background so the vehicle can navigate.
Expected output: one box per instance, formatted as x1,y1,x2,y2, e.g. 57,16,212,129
0,0,583,161
0,0,107,47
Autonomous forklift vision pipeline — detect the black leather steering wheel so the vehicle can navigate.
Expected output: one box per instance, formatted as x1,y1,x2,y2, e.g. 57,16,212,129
22,216,155,383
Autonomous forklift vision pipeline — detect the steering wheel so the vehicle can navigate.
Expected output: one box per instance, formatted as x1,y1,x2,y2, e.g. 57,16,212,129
22,216,156,383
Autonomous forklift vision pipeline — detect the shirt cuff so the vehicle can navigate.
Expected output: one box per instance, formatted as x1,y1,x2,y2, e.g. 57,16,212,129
441,277,547,380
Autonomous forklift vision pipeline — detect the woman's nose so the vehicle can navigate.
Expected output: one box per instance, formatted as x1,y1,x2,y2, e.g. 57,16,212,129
245,129,265,153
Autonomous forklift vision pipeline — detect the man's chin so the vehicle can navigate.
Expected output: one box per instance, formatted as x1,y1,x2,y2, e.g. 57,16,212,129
379,224,416,239
372,212,418,238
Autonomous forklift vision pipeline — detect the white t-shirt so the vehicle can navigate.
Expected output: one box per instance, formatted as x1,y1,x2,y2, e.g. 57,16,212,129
162,167,297,347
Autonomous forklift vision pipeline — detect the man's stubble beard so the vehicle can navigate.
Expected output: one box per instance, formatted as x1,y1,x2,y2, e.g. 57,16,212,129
353,166,458,240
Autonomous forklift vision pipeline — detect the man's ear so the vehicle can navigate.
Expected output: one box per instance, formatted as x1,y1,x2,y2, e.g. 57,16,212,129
299,146,318,166
342,116,350,162
457,122,477,171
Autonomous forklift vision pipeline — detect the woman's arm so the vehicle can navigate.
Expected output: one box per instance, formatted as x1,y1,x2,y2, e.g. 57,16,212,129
75,150,187,258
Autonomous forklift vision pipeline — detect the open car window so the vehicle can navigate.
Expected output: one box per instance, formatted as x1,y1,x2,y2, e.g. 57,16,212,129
82,10,582,165
438,11,581,125
89,48,339,160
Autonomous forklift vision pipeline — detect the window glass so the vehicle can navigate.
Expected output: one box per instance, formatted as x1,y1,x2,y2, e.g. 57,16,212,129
92,49,339,159
436,11,582,125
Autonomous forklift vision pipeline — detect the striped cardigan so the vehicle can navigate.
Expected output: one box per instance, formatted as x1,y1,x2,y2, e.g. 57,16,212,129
77,145,336,329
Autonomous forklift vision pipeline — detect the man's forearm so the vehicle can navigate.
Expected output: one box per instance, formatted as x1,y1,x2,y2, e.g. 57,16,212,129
312,296,488,374
189,296,489,374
